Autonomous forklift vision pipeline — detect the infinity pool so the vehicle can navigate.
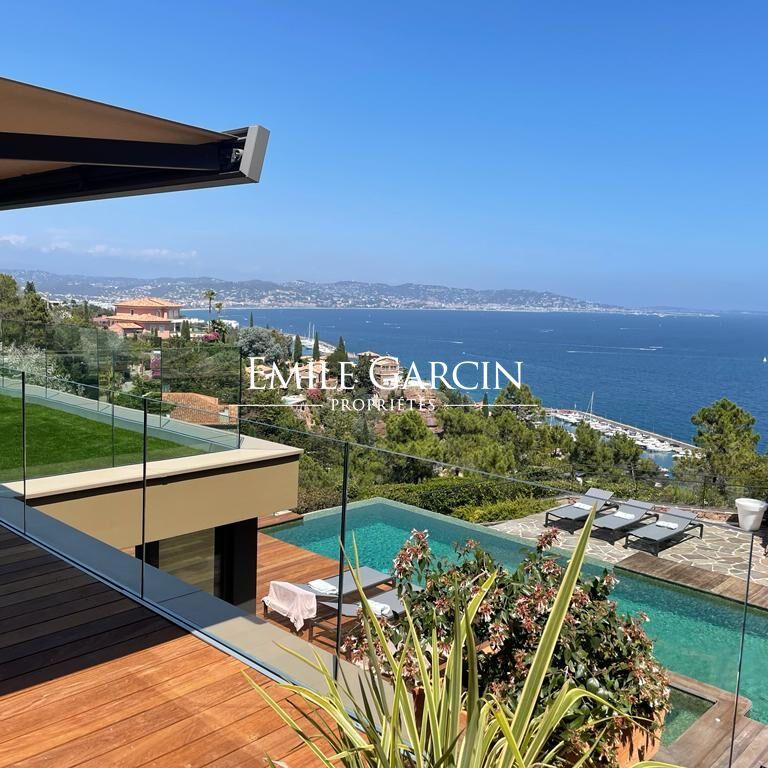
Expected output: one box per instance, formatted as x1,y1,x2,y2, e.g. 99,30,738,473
271,498,768,723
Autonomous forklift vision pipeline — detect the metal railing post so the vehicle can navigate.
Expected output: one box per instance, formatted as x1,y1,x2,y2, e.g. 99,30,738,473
333,441,351,679
21,371,27,532
238,352,243,446
728,533,755,768
140,396,148,598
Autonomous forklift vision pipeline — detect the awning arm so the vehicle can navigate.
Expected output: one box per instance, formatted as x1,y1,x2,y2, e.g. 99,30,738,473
0,125,270,210
0,132,239,171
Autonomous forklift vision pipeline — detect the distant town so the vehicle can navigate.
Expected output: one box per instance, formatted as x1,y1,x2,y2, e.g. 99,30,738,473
0,268,719,316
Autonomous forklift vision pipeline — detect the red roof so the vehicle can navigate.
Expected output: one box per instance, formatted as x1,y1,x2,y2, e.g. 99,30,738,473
115,296,183,308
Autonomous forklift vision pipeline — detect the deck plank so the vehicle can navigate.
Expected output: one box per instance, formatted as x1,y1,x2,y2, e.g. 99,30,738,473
618,551,768,610
0,525,315,768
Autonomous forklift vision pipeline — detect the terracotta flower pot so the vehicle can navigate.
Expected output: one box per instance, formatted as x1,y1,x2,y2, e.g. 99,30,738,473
612,712,664,768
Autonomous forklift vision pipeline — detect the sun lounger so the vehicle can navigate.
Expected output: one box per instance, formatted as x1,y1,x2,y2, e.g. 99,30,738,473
300,565,392,598
262,581,318,631
623,507,704,555
593,499,654,533
262,565,393,637
544,488,615,527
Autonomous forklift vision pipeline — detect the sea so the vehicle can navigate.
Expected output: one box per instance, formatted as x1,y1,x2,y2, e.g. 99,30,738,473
214,308,768,448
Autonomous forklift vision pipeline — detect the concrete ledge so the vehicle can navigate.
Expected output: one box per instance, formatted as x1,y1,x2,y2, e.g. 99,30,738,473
5,434,302,499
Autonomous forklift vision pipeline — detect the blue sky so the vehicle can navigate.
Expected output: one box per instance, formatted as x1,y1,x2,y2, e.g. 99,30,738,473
0,1,766,310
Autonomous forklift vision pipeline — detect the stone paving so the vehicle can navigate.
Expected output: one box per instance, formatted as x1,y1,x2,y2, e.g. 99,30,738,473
492,507,768,587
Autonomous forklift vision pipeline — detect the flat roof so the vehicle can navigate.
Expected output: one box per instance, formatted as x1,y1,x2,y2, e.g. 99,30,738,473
4,434,302,500
0,77,269,210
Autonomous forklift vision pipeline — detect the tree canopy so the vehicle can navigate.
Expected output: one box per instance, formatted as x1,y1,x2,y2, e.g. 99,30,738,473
237,326,291,364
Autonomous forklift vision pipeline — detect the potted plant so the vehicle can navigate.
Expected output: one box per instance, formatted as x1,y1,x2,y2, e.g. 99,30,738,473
340,527,669,767
735,497,767,532
248,511,678,768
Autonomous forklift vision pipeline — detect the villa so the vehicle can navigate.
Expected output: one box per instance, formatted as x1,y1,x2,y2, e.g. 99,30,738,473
359,351,401,389
93,297,183,339
2,76,768,768
161,391,238,426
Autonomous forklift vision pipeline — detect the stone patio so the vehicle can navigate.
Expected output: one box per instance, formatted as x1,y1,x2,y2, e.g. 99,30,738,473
492,507,768,587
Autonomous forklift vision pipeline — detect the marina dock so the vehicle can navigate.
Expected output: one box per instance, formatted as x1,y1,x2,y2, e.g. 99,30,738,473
546,408,697,457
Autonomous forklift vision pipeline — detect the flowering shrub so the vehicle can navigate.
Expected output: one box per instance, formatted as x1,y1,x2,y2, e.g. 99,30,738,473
342,529,670,766
202,331,220,343
0,343,83,395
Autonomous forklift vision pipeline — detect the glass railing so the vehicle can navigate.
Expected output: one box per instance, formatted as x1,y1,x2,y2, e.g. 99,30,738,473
0,319,242,406
1,369,766,767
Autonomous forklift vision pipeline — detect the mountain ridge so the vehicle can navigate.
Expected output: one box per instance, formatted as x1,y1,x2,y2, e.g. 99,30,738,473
2,268,630,312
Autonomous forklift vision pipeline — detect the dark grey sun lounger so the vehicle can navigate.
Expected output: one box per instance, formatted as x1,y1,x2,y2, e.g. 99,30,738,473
318,587,406,620
544,488,615,526
262,565,393,636
314,582,425,640
593,499,654,533
298,566,392,598
623,507,704,555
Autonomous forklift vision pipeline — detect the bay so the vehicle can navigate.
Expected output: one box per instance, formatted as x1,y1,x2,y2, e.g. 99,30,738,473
215,308,768,447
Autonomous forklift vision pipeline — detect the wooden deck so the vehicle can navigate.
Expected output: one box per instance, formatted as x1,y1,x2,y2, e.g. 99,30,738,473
0,525,325,768
619,551,768,610
659,673,768,768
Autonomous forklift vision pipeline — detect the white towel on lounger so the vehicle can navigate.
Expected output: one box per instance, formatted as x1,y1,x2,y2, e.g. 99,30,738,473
366,600,394,618
308,579,338,595
264,581,317,631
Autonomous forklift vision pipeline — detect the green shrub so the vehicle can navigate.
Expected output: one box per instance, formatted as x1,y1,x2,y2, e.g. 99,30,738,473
340,527,670,768
358,476,546,516
295,485,343,515
454,496,556,523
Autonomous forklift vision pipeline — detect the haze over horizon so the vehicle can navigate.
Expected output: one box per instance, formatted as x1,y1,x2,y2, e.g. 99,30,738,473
1,2,766,311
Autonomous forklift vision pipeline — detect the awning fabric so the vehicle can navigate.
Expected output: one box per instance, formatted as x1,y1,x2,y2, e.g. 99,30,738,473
0,78,269,209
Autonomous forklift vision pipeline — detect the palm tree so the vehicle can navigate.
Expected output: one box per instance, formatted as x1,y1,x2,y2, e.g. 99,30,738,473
214,301,224,317
203,289,216,314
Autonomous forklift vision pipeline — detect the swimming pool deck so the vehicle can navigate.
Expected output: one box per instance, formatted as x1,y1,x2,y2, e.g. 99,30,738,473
658,673,768,768
492,508,768,589
255,531,768,767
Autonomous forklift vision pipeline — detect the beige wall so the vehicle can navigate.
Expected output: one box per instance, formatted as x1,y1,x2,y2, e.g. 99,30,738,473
29,456,299,550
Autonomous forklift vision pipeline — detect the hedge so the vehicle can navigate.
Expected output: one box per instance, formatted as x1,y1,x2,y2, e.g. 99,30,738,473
356,476,547,517
453,496,556,524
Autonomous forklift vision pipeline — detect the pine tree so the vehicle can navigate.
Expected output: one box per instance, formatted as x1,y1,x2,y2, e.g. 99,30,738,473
293,334,303,363
22,281,51,345
312,331,320,361
326,336,350,378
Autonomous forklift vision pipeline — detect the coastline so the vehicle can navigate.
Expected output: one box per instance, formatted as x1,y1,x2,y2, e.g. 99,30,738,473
187,305,719,318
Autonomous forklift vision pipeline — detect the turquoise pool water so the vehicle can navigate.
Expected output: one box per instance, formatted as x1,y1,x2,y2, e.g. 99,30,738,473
271,498,768,722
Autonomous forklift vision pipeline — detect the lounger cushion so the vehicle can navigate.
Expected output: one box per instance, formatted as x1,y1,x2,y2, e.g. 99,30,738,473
551,504,592,521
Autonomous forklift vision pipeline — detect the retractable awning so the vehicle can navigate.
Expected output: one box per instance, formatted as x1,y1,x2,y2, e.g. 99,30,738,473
0,77,269,210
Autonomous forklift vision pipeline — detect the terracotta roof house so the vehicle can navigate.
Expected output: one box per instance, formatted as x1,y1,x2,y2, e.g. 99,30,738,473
162,392,238,426
369,354,401,390
94,297,183,339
